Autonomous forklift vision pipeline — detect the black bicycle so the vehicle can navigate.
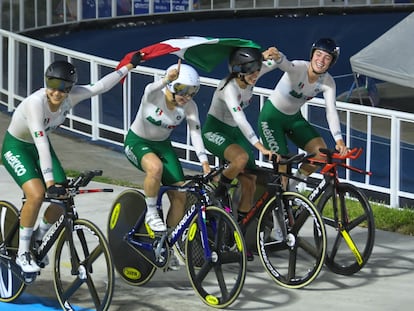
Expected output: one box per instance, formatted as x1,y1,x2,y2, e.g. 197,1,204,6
233,148,374,278
0,170,114,311
287,147,375,276
177,154,327,289
107,166,247,309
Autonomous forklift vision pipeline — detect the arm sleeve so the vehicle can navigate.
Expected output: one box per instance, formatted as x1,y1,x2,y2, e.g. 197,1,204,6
323,77,344,142
222,86,259,146
264,52,295,73
185,102,208,163
143,77,167,103
26,100,54,182
70,66,130,104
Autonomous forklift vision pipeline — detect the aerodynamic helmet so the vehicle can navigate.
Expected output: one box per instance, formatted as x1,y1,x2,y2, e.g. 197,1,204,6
229,47,263,74
166,63,200,97
45,60,78,93
310,38,340,67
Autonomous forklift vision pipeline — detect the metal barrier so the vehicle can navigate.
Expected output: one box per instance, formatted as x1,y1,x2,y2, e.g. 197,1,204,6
1,28,413,207
1,0,413,32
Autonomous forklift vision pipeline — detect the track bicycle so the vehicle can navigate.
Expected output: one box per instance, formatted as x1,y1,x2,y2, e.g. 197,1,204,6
0,170,115,311
287,147,375,276
107,166,247,309
239,154,327,289
180,154,328,289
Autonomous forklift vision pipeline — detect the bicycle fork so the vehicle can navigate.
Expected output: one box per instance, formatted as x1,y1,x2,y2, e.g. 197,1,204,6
269,183,287,242
332,187,364,266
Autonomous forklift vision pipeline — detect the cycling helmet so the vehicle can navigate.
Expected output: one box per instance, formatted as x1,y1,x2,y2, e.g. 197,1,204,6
229,47,263,74
166,63,200,97
45,60,78,93
310,38,340,67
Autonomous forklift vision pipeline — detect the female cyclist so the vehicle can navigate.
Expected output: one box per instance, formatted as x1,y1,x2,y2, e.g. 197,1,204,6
1,52,142,273
258,38,348,189
202,46,279,259
124,60,210,269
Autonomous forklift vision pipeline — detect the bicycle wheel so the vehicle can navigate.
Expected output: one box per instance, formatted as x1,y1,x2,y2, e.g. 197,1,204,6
318,182,375,275
107,189,156,285
256,192,327,289
186,205,247,309
0,200,26,302
53,218,114,311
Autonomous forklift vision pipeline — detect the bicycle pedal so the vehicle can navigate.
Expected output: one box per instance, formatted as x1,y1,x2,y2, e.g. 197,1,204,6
144,223,167,237
21,271,39,284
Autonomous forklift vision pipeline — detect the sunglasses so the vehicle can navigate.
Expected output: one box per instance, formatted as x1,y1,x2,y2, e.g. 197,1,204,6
45,77,73,93
173,83,200,98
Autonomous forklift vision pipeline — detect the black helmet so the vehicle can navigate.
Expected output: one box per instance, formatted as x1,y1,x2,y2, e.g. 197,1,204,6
45,60,78,92
229,47,263,74
310,38,340,67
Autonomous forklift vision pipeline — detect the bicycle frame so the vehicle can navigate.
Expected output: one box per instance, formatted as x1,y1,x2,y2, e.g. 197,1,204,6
291,148,373,268
239,176,278,229
126,182,214,265
306,148,372,203
238,157,297,234
33,197,78,272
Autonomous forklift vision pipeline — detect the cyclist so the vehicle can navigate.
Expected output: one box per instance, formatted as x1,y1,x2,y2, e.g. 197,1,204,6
124,60,210,270
1,52,142,273
201,46,279,258
258,38,348,189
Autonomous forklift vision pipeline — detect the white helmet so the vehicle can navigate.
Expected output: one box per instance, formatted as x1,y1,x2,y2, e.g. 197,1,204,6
166,63,200,97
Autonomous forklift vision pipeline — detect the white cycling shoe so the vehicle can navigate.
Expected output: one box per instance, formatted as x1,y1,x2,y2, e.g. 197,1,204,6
16,252,41,273
145,212,167,232
168,249,181,271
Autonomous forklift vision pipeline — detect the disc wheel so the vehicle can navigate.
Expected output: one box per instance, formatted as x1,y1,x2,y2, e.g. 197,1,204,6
107,189,156,285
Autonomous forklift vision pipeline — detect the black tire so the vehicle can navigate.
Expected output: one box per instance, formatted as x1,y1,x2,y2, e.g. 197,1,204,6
186,206,247,309
318,182,375,275
256,192,327,289
0,200,26,302
53,218,114,311
107,189,156,285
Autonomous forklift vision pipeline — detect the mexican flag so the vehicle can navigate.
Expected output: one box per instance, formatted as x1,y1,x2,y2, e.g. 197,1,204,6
117,36,261,72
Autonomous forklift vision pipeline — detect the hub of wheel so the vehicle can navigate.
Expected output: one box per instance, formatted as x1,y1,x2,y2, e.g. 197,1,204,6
78,265,87,280
286,233,296,247
211,251,218,263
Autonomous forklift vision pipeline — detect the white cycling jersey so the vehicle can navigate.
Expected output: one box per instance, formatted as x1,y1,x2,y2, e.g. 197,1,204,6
206,60,278,146
129,77,208,163
267,54,343,141
6,66,130,182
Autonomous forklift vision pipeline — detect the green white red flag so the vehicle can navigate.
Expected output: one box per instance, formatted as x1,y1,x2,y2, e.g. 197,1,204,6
117,36,261,72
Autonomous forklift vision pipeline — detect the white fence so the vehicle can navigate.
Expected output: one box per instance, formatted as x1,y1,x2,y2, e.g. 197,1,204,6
1,29,413,207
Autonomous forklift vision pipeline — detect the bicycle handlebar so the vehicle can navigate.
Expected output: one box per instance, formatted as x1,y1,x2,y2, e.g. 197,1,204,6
46,170,113,200
319,147,362,161
306,147,372,176
184,164,226,185
69,170,103,188
274,153,316,166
